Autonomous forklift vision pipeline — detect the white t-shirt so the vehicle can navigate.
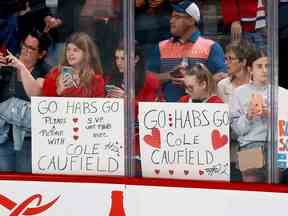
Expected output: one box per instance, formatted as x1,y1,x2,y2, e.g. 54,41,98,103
217,77,234,104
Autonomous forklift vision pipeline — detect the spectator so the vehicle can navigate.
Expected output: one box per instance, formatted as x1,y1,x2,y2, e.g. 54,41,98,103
217,40,252,104
6,32,105,98
79,0,122,73
0,0,26,17
148,0,227,102
218,40,253,181
0,30,51,172
179,63,223,103
230,48,268,182
221,0,267,50
105,41,162,176
135,0,172,68
45,0,85,66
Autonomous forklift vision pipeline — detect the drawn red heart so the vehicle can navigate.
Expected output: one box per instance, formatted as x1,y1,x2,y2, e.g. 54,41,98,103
169,170,174,175
73,127,79,133
73,135,79,141
143,128,161,149
184,170,189,175
199,170,204,175
211,129,228,150
154,169,160,175
73,118,78,123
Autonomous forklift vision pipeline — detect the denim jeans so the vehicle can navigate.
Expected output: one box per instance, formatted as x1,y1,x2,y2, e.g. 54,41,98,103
243,31,267,51
0,97,31,150
0,140,15,172
0,118,9,144
0,137,32,173
15,137,32,173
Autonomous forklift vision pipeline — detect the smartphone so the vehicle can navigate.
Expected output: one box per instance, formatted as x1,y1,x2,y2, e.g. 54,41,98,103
61,66,78,88
105,84,118,92
61,66,74,78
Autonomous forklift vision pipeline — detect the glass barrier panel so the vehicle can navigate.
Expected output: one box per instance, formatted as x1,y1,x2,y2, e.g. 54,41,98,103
134,0,278,183
0,0,127,177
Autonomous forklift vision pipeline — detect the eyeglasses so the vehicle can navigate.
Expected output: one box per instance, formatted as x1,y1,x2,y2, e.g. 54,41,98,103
21,42,39,52
225,56,238,62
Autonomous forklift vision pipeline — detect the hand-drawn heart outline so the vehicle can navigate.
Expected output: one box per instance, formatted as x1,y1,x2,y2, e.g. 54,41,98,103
211,129,228,150
143,128,161,149
73,127,79,133
73,118,78,123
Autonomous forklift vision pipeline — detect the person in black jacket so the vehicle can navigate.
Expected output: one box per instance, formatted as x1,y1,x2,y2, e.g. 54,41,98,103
0,30,51,172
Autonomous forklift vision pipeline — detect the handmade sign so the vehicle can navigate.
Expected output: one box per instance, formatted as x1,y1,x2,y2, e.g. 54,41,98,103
139,102,230,181
31,97,125,176
277,87,288,168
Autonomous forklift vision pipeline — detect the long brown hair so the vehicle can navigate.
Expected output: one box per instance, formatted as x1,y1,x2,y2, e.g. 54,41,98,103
59,32,103,87
186,63,217,97
109,41,146,95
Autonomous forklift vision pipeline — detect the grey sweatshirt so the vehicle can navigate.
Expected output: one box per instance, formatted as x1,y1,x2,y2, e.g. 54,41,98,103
230,83,268,148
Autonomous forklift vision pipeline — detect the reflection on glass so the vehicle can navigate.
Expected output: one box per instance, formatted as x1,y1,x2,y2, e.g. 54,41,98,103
136,0,270,183
0,0,123,175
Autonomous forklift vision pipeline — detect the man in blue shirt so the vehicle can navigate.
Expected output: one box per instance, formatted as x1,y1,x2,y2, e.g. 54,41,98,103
148,0,227,102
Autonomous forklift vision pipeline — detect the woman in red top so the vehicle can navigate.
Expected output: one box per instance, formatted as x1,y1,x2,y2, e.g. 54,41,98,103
179,63,223,103
42,32,104,97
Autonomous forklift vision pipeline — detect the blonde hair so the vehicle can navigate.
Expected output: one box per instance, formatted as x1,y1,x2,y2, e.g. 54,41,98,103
186,63,217,96
59,32,103,87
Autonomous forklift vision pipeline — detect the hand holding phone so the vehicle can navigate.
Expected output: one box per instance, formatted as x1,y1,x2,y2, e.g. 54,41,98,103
61,66,79,88
105,85,125,98
105,84,118,92
170,64,187,79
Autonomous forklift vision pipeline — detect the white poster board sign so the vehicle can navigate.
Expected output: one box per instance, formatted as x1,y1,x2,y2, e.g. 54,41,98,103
139,102,230,181
31,97,125,176
277,87,288,168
